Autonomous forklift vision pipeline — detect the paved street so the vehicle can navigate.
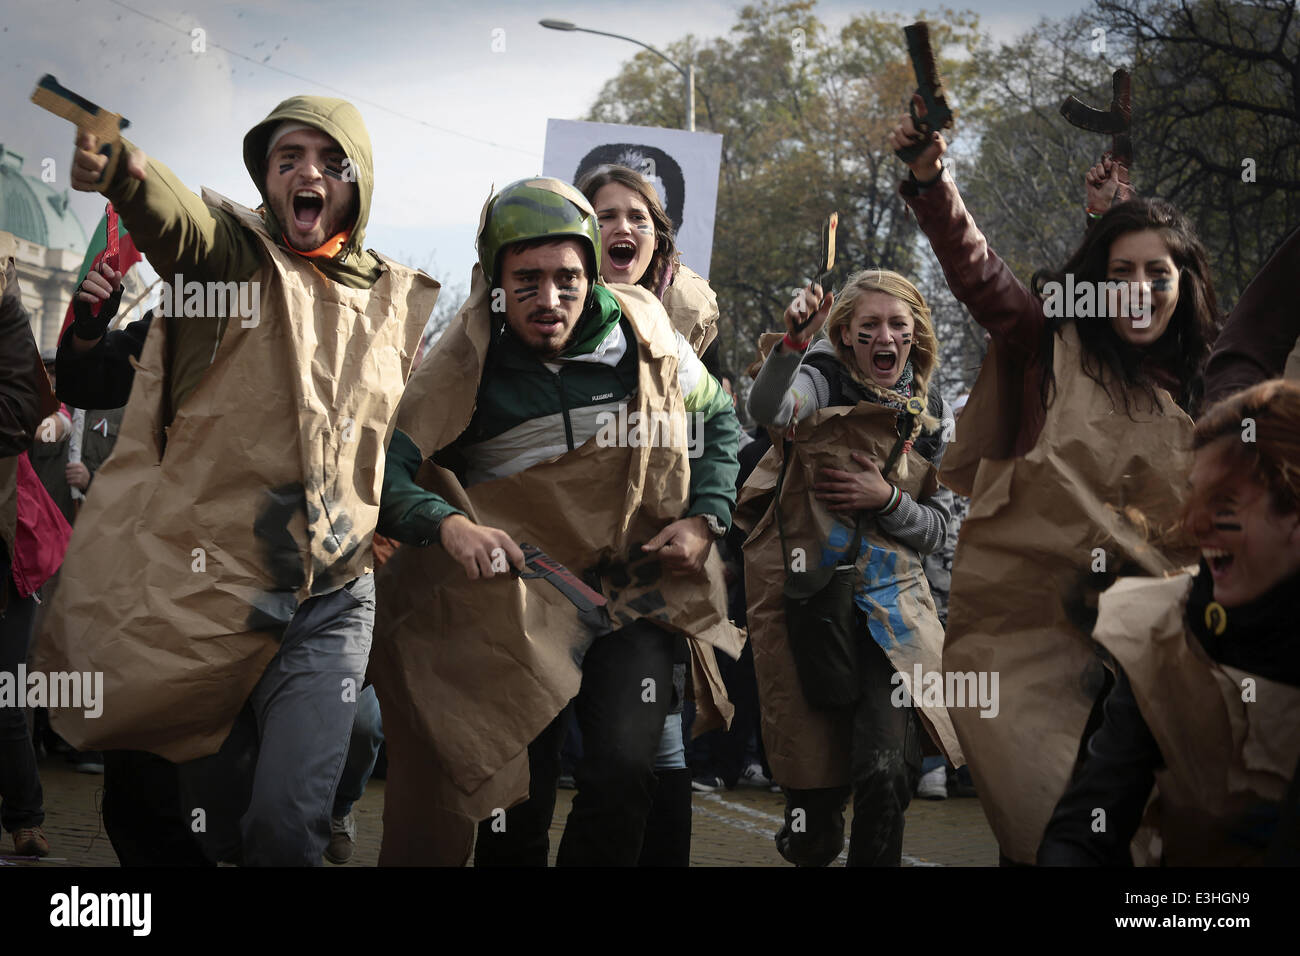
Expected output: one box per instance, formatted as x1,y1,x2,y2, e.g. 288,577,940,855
11,754,999,867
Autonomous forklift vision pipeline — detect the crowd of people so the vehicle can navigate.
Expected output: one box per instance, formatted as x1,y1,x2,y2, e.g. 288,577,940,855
0,77,1297,867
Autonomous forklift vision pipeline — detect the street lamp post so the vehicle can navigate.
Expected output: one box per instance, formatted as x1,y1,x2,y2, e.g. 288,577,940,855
539,19,696,132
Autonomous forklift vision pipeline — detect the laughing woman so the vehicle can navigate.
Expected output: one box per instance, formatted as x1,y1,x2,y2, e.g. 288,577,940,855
738,268,961,866
890,106,1220,863
1040,379,1300,865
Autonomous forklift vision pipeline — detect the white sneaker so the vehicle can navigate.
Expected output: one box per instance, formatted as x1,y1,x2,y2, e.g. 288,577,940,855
737,763,772,788
917,766,948,800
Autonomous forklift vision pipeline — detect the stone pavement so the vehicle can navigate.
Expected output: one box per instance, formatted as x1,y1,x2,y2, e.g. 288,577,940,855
7,754,999,867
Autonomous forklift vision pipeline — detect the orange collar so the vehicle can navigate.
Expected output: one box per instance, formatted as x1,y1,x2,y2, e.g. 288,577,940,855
286,229,350,259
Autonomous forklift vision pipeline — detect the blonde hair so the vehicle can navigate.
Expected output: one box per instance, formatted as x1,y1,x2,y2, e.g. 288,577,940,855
822,269,941,443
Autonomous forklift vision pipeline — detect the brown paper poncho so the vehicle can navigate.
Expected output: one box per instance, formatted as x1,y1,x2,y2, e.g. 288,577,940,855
941,322,1198,863
734,396,962,789
369,267,743,862
1094,573,1300,865
661,264,719,355
36,190,438,761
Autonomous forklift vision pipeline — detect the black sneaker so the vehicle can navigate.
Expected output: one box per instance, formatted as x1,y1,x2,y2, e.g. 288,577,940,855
69,750,104,774
947,765,977,798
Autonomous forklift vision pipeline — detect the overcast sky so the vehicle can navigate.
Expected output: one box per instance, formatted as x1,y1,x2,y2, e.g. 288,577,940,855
2,0,1092,291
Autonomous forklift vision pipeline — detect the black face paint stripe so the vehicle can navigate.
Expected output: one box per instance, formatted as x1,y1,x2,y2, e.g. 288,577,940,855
1151,278,1173,291
513,285,539,301
277,163,294,175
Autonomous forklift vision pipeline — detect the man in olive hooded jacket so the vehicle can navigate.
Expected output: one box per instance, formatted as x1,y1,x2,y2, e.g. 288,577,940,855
49,96,438,866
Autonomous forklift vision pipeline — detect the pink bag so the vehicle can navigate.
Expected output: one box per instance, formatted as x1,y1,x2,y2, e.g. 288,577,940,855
11,452,72,598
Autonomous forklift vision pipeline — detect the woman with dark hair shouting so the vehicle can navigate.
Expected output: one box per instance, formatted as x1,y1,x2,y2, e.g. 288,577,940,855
570,164,730,866
577,163,720,355
891,103,1219,864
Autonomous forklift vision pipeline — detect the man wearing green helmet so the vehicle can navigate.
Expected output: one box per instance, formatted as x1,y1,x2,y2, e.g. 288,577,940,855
371,177,744,865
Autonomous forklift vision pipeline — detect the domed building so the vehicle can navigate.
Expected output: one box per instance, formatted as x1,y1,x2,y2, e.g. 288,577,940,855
0,144,91,352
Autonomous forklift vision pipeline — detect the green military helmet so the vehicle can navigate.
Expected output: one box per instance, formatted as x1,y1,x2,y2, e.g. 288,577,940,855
476,177,601,286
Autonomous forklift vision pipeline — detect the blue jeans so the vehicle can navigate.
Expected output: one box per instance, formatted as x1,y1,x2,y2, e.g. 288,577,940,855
177,573,376,866
655,712,686,771
332,685,383,818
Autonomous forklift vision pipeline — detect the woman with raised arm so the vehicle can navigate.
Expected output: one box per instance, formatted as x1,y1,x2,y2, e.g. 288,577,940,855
737,267,960,866
890,104,1220,864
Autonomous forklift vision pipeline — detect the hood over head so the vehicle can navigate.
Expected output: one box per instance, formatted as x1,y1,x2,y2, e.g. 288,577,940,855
243,96,378,276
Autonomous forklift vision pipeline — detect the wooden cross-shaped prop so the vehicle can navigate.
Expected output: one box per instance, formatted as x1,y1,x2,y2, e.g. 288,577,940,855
1060,68,1133,185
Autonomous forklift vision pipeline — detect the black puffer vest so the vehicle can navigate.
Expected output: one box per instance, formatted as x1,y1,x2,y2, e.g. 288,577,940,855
803,349,945,463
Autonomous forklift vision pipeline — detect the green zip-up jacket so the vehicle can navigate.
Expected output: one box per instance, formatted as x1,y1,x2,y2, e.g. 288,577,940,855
378,285,741,545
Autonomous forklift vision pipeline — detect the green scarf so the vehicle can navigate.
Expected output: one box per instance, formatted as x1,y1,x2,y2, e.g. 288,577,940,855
561,284,623,357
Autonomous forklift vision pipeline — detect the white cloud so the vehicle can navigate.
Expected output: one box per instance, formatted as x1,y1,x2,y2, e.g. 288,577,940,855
2,0,1087,287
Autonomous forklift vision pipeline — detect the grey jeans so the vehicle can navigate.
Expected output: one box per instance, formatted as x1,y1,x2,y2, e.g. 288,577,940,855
178,573,375,866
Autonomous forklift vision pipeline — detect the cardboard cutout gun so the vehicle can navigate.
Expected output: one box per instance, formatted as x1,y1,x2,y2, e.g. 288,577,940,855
895,22,954,164
516,542,608,614
30,75,131,188
1060,68,1132,185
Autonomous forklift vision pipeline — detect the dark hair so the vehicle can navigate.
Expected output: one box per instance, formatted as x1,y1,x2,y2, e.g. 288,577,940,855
1183,379,1300,534
1031,198,1219,417
574,145,685,230
498,234,596,286
577,163,680,296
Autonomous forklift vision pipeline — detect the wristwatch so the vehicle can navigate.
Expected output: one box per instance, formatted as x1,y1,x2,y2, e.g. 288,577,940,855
700,513,728,538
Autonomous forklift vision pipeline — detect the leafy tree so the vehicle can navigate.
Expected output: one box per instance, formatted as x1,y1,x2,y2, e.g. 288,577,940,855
1096,0,1299,302
584,0,1297,397
587,1,990,392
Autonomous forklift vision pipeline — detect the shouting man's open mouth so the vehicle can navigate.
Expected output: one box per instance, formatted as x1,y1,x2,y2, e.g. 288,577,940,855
292,189,325,232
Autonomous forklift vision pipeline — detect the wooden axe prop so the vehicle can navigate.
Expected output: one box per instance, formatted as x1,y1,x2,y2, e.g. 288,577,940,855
895,22,954,164
30,75,131,188
789,212,838,337
816,211,838,290
1060,69,1133,185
